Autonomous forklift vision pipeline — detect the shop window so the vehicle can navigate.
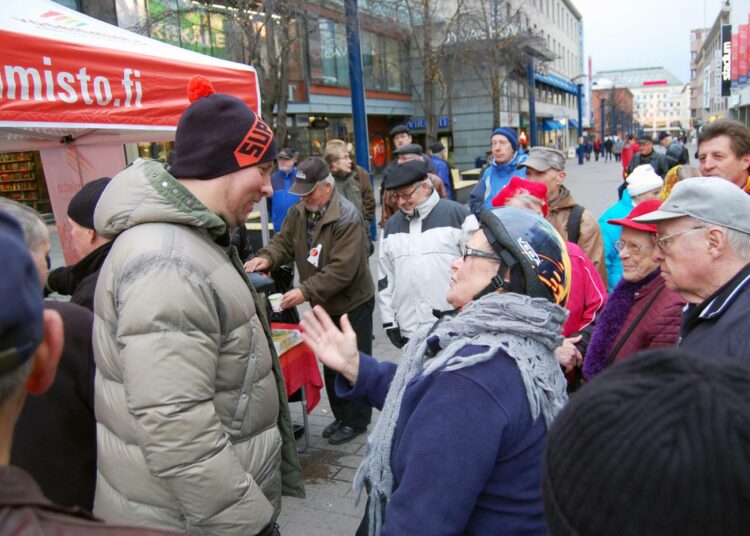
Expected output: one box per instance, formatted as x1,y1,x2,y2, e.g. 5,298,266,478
146,0,229,59
308,17,349,87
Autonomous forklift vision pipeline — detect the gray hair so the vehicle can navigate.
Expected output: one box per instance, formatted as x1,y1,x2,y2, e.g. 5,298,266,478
724,227,750,259
0,358,34,406
322,175,335,187
0,199,47,250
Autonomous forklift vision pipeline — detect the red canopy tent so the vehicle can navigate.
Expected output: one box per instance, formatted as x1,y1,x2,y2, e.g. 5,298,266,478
0,0,262,262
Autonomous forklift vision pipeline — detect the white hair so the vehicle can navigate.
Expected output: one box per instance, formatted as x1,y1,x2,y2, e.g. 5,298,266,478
0,358,34,406
724,227,750,259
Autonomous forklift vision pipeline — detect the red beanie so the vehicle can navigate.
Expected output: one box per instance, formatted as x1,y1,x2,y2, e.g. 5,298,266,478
491,176,549,216
169,76,277,180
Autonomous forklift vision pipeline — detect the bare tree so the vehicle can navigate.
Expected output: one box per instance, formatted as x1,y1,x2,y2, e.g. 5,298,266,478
130,0,306,144
452,0,548,128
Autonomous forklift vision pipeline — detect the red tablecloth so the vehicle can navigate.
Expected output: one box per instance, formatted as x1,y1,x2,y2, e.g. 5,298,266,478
271,323,323,414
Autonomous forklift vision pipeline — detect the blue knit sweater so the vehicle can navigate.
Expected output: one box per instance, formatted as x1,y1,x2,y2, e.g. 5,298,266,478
337,342,549,536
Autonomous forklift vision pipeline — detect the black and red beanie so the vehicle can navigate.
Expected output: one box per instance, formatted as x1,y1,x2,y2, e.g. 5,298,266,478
169,76,277,180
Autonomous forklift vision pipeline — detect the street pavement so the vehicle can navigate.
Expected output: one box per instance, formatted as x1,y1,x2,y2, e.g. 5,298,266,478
41,154,630,535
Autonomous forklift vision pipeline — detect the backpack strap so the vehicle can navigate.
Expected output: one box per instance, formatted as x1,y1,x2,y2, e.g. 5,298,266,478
567,204,585,244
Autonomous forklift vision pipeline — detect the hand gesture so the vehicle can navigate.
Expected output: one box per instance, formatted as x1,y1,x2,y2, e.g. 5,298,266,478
554,335,583,373
301,305,360,384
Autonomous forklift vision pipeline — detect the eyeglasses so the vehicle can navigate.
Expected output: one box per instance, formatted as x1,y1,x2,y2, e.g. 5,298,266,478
653,226,706,250
392,184,421,202
462,246,502,262
614,239,652,255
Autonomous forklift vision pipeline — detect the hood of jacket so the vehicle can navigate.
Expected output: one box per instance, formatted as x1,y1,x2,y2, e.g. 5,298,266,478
549,184,577,211
94,158,227,241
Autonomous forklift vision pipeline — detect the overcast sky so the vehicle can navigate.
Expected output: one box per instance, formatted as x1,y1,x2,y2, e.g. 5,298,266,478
573,0,725,83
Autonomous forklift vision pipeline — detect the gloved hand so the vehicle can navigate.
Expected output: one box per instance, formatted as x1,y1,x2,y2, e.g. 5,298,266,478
386,326,408,348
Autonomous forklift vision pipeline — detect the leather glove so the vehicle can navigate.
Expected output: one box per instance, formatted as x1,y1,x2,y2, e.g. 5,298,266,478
386,326,408,348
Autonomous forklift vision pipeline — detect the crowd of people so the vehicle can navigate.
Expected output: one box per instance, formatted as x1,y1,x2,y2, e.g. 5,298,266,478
2,72,750,536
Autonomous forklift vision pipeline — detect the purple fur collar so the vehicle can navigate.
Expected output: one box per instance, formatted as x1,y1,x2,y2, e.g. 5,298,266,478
583,269,660,379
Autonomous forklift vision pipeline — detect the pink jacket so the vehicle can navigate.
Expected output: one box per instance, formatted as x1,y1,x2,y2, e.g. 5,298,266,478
564,242,607,337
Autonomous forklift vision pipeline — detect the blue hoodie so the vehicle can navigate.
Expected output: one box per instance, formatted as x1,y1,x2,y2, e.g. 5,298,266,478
468,151,528,215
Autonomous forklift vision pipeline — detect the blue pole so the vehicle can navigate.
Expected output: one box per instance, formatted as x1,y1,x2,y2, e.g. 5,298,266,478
600,98,605,142
527,58,537,147
610,102,616,137
345,0,370,173
577,83,584,165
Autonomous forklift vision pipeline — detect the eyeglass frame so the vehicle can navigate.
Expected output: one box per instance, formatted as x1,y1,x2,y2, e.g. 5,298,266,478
613,239,653,255
392,182,424,202
652,225,707,250
462,246,502,263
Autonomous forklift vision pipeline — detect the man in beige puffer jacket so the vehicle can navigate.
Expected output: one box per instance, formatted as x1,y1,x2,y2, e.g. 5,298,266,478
91,79,303,536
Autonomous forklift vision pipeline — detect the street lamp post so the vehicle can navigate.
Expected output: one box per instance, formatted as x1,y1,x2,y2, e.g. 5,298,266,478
577,83,584,164
527,58,538,147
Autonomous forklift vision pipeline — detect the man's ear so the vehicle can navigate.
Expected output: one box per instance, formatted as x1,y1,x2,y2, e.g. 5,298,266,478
87,227,97,245
557,170,567,185
25,309,64,395
706,226,729,261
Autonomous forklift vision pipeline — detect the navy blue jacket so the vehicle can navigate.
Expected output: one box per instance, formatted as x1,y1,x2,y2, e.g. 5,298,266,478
337,342,548,535
680,262,750,361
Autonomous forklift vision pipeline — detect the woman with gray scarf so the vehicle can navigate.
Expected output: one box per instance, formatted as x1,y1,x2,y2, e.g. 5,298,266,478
301,207,571,535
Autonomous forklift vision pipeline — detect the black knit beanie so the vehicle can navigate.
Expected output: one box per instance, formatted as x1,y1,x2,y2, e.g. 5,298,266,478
543,348,750,536
67,177,111,230
169,76,277,180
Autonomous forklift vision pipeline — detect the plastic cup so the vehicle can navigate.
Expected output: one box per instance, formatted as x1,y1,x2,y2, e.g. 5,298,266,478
268,293,283,313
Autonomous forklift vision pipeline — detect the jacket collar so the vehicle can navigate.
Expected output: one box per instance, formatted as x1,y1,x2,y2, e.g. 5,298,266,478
549,184,576,211
633,270,664,300
404,189,439,221
692,262,750,321
0,466,97,520
71,241,114,283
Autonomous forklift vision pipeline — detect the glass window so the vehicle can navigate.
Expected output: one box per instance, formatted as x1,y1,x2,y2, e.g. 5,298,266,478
362,31,385,91
384,38,406,92
308,17,349,86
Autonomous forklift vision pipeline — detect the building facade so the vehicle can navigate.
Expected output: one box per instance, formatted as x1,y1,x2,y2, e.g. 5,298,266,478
590,88,634,140
56,0,583,174
593,67,689,139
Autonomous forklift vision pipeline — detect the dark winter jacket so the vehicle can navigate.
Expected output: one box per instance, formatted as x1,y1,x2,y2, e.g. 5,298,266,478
0,467,182,536
680,262,750,361
11,301,96,511
257,193,374,316
337,347,549,535
627,150,670,178
46,241,113,311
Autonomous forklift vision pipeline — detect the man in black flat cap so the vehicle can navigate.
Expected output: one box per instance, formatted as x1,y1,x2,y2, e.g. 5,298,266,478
379,159,477,348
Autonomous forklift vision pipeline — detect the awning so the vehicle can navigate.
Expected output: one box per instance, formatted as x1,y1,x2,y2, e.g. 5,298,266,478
542,119,565,131
568,119,579,129
534,72,578,95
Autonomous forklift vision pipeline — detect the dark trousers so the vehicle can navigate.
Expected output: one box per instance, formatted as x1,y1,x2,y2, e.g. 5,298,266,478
326,297,374,429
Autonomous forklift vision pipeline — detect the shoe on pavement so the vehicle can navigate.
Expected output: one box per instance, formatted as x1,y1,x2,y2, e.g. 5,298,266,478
322,420,341,438
328,425,365,445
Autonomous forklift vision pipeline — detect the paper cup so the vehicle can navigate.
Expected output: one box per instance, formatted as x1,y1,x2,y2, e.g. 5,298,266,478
268,293,283,313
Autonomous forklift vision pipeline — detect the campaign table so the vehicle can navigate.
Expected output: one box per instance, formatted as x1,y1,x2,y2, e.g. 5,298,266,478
271,323,323,452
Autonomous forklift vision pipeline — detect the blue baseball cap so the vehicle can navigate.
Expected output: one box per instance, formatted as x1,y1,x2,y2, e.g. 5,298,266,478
0,210,43,376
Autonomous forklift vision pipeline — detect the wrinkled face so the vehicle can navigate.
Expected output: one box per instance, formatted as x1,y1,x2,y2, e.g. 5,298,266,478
640,141,653,156
393,180,430,214
525,167,564,200
302,181,334,212
491,134,514,164
698,135,750,188
330,151,352,174
222,163,274,228
651,217,711,303
446,230,502,308
618,227,658,282
393,132,412,149
67,217,94,258
277,157,295,173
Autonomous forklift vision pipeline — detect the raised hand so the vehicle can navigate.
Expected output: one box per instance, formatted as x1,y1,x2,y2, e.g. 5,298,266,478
300,305,360,384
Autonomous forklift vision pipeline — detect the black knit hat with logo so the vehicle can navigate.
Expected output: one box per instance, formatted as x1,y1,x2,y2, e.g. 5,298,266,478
543,348,750,536
169,76,277,180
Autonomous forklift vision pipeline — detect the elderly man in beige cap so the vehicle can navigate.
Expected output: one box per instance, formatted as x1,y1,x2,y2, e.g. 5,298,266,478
633,177,750,361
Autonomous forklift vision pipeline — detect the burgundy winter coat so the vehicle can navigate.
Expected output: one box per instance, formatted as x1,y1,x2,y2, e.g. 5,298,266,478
611,275,684,363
